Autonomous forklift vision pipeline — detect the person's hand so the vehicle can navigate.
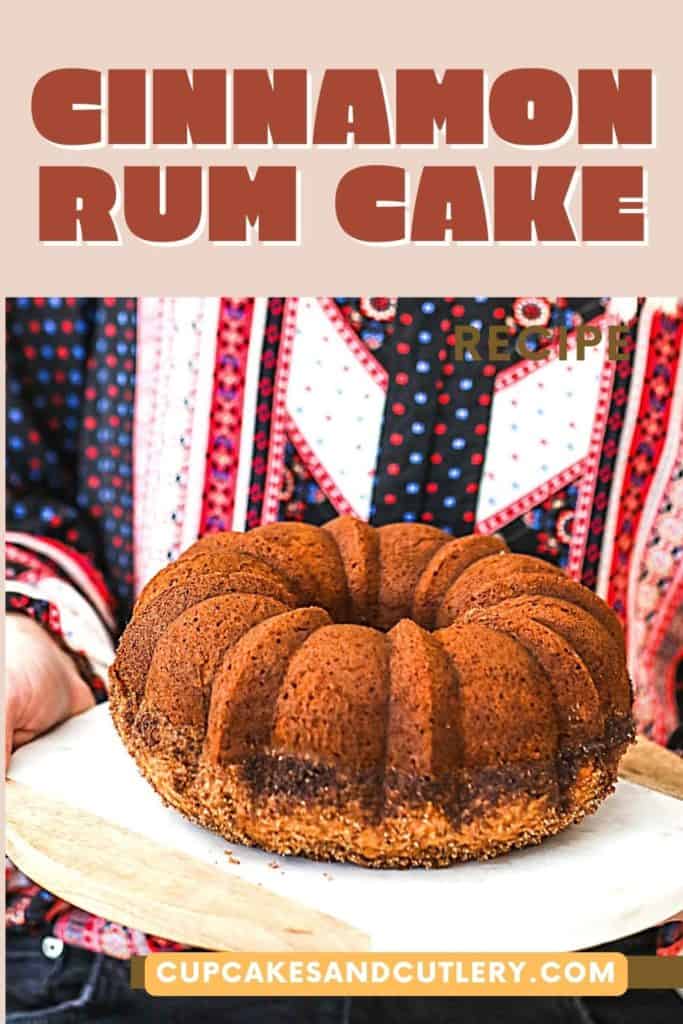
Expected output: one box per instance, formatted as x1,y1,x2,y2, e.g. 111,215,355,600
5,614,95,770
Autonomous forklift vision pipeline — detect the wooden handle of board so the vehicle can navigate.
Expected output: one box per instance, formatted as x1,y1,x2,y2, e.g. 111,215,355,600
5,780,370,952
618,736,683,801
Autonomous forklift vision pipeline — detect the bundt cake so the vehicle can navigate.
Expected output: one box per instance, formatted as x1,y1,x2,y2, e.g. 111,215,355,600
109,517,634,868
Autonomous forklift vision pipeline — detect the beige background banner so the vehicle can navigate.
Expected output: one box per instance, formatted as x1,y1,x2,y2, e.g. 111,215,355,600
2,0,681,294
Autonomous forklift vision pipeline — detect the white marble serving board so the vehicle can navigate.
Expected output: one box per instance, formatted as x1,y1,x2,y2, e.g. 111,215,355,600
8,704,683,952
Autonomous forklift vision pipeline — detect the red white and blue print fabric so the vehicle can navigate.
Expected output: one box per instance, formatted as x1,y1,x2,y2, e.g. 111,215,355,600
5,295,683,960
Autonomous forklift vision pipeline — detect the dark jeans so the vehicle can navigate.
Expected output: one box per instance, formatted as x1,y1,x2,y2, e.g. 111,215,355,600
6,929,681,1024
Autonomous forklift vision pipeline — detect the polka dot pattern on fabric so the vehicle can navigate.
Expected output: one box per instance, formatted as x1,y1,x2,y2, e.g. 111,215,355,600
371,297,611,535
6,297,137,626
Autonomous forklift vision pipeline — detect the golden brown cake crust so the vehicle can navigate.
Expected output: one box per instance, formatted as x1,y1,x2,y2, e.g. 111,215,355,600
323,516,380,625
413,534,508,629
375,523,448,630
109,518,635,869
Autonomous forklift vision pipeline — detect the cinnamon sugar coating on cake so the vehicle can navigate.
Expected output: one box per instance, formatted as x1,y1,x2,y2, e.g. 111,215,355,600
110,515,634,868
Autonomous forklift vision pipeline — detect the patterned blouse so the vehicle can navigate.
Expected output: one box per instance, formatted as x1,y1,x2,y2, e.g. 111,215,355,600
5,296,683,959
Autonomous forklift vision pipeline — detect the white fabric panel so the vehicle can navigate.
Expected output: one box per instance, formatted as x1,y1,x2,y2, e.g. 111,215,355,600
134,297,219,589
477,341,606,526
286,298,386,520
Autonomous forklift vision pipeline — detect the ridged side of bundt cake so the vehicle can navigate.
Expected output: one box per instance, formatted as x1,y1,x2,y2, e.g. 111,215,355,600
109,516,634,867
